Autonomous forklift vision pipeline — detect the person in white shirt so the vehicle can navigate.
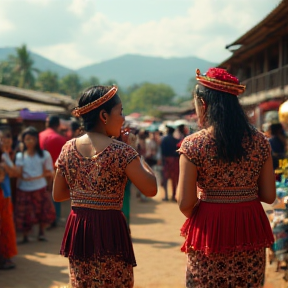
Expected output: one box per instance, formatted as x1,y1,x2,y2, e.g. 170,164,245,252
14,127,55,244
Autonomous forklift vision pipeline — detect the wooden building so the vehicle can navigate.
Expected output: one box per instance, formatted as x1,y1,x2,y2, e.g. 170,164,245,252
218,0,288,128
0,84,76,136
158,100,195,121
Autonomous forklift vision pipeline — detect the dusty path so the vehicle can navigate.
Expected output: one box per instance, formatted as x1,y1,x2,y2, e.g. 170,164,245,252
0,184,286,288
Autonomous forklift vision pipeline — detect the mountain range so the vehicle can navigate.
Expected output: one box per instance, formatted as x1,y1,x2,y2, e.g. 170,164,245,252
0,47,216,96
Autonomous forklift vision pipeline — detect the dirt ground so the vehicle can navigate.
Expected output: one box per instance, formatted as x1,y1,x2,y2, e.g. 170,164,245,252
0,182,287,288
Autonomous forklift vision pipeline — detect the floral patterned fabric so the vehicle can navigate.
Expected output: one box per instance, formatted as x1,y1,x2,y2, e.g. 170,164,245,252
69,255,134,288
178,128,271,193
14,187,56,232
57,138,138,210
186,248,265,288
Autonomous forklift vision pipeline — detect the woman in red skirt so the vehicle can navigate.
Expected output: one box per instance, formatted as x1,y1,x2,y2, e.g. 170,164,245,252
177,68,276,287
14,127,55,243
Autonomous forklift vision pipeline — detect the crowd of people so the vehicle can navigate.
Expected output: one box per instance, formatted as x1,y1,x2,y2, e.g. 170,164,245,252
0,67,281,287
0,116,83,268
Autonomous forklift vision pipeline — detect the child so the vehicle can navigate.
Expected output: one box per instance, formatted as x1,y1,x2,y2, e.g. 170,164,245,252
14,127,55,243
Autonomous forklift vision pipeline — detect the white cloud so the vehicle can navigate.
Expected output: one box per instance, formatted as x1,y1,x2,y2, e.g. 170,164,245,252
68,0,267,66
68,0,91,17
0,0,282,69
0,10,14,34
0,19,14,34
32,43,93,69
25,0,50,5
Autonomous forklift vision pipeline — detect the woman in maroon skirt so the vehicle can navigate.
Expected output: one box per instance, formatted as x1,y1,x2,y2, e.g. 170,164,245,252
53,85,157,288
177,68,276,288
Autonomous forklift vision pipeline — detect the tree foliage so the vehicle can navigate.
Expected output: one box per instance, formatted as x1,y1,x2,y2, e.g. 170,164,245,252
81,76,100,90
9,44,39,88
126,83,175,114
0,61,18,86
59,73,82,99
36,71,59,92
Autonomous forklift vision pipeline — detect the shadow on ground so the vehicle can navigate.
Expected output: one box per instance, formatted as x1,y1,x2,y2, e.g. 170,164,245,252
132,237,180,248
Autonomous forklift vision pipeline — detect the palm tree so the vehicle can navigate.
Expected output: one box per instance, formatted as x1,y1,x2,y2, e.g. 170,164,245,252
9,44,39,89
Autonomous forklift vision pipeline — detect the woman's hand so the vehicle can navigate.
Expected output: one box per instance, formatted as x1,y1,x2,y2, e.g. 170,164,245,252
0,166,5,183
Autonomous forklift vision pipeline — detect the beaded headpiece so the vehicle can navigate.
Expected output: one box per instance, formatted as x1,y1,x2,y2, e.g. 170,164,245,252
72,86,118,117
196,68,245,96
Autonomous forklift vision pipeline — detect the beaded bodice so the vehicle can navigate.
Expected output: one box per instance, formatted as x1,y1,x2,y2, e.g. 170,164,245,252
178,128,271,203
57,138,138,210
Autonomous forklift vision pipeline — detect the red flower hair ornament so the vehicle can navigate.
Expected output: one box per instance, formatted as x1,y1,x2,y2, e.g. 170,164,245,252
196,68,245,96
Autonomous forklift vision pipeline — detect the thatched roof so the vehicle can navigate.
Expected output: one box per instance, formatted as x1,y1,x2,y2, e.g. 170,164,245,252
0,84,76,118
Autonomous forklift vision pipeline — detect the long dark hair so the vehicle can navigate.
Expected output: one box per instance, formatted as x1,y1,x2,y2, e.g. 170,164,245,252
21,126,44,158
78,85,121,132
195,84,253,163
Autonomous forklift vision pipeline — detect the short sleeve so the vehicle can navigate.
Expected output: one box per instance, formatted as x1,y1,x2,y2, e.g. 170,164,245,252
123,144,139,167
258,132,272,164
55,141,70,176
177,134,202,166
15,152,24,167
43,150,54,171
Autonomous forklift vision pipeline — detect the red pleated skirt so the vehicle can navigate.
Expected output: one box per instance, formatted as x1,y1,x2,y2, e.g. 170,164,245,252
60,207,136,266
180,199,274,255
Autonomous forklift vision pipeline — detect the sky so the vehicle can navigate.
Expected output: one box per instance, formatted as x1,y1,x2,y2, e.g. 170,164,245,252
0,0,282,70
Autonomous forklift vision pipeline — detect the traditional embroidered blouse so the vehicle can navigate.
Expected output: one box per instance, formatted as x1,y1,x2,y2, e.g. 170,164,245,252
57,138,139,210
178,128,271,203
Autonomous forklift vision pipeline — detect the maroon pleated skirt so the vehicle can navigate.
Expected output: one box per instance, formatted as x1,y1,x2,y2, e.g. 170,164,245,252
180,199,274,255
60,207,136,266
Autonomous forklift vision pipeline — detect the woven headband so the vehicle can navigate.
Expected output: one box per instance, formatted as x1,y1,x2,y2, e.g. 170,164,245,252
196,68,245,96
72,86,118,117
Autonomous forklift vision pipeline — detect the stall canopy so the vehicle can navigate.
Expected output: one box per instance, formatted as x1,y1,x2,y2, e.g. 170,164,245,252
258,100,283,112
19,108,47,121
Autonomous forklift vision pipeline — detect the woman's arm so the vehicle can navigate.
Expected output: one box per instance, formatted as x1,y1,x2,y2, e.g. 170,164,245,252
177,154,198,218
52,169,70,202
258,154,276,204
1,152,20,177
125,156,157,197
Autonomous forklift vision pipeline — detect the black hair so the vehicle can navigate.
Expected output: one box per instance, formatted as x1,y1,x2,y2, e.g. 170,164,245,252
21,126,44,157
48,116,60,128
166,126,175,134
270,123,284,136
78,86,121,132
194,84,252,163
71,121,81,132
178,124,185,133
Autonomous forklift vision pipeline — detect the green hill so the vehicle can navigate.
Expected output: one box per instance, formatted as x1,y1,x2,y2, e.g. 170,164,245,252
0,48,216,95
77,54,216,96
